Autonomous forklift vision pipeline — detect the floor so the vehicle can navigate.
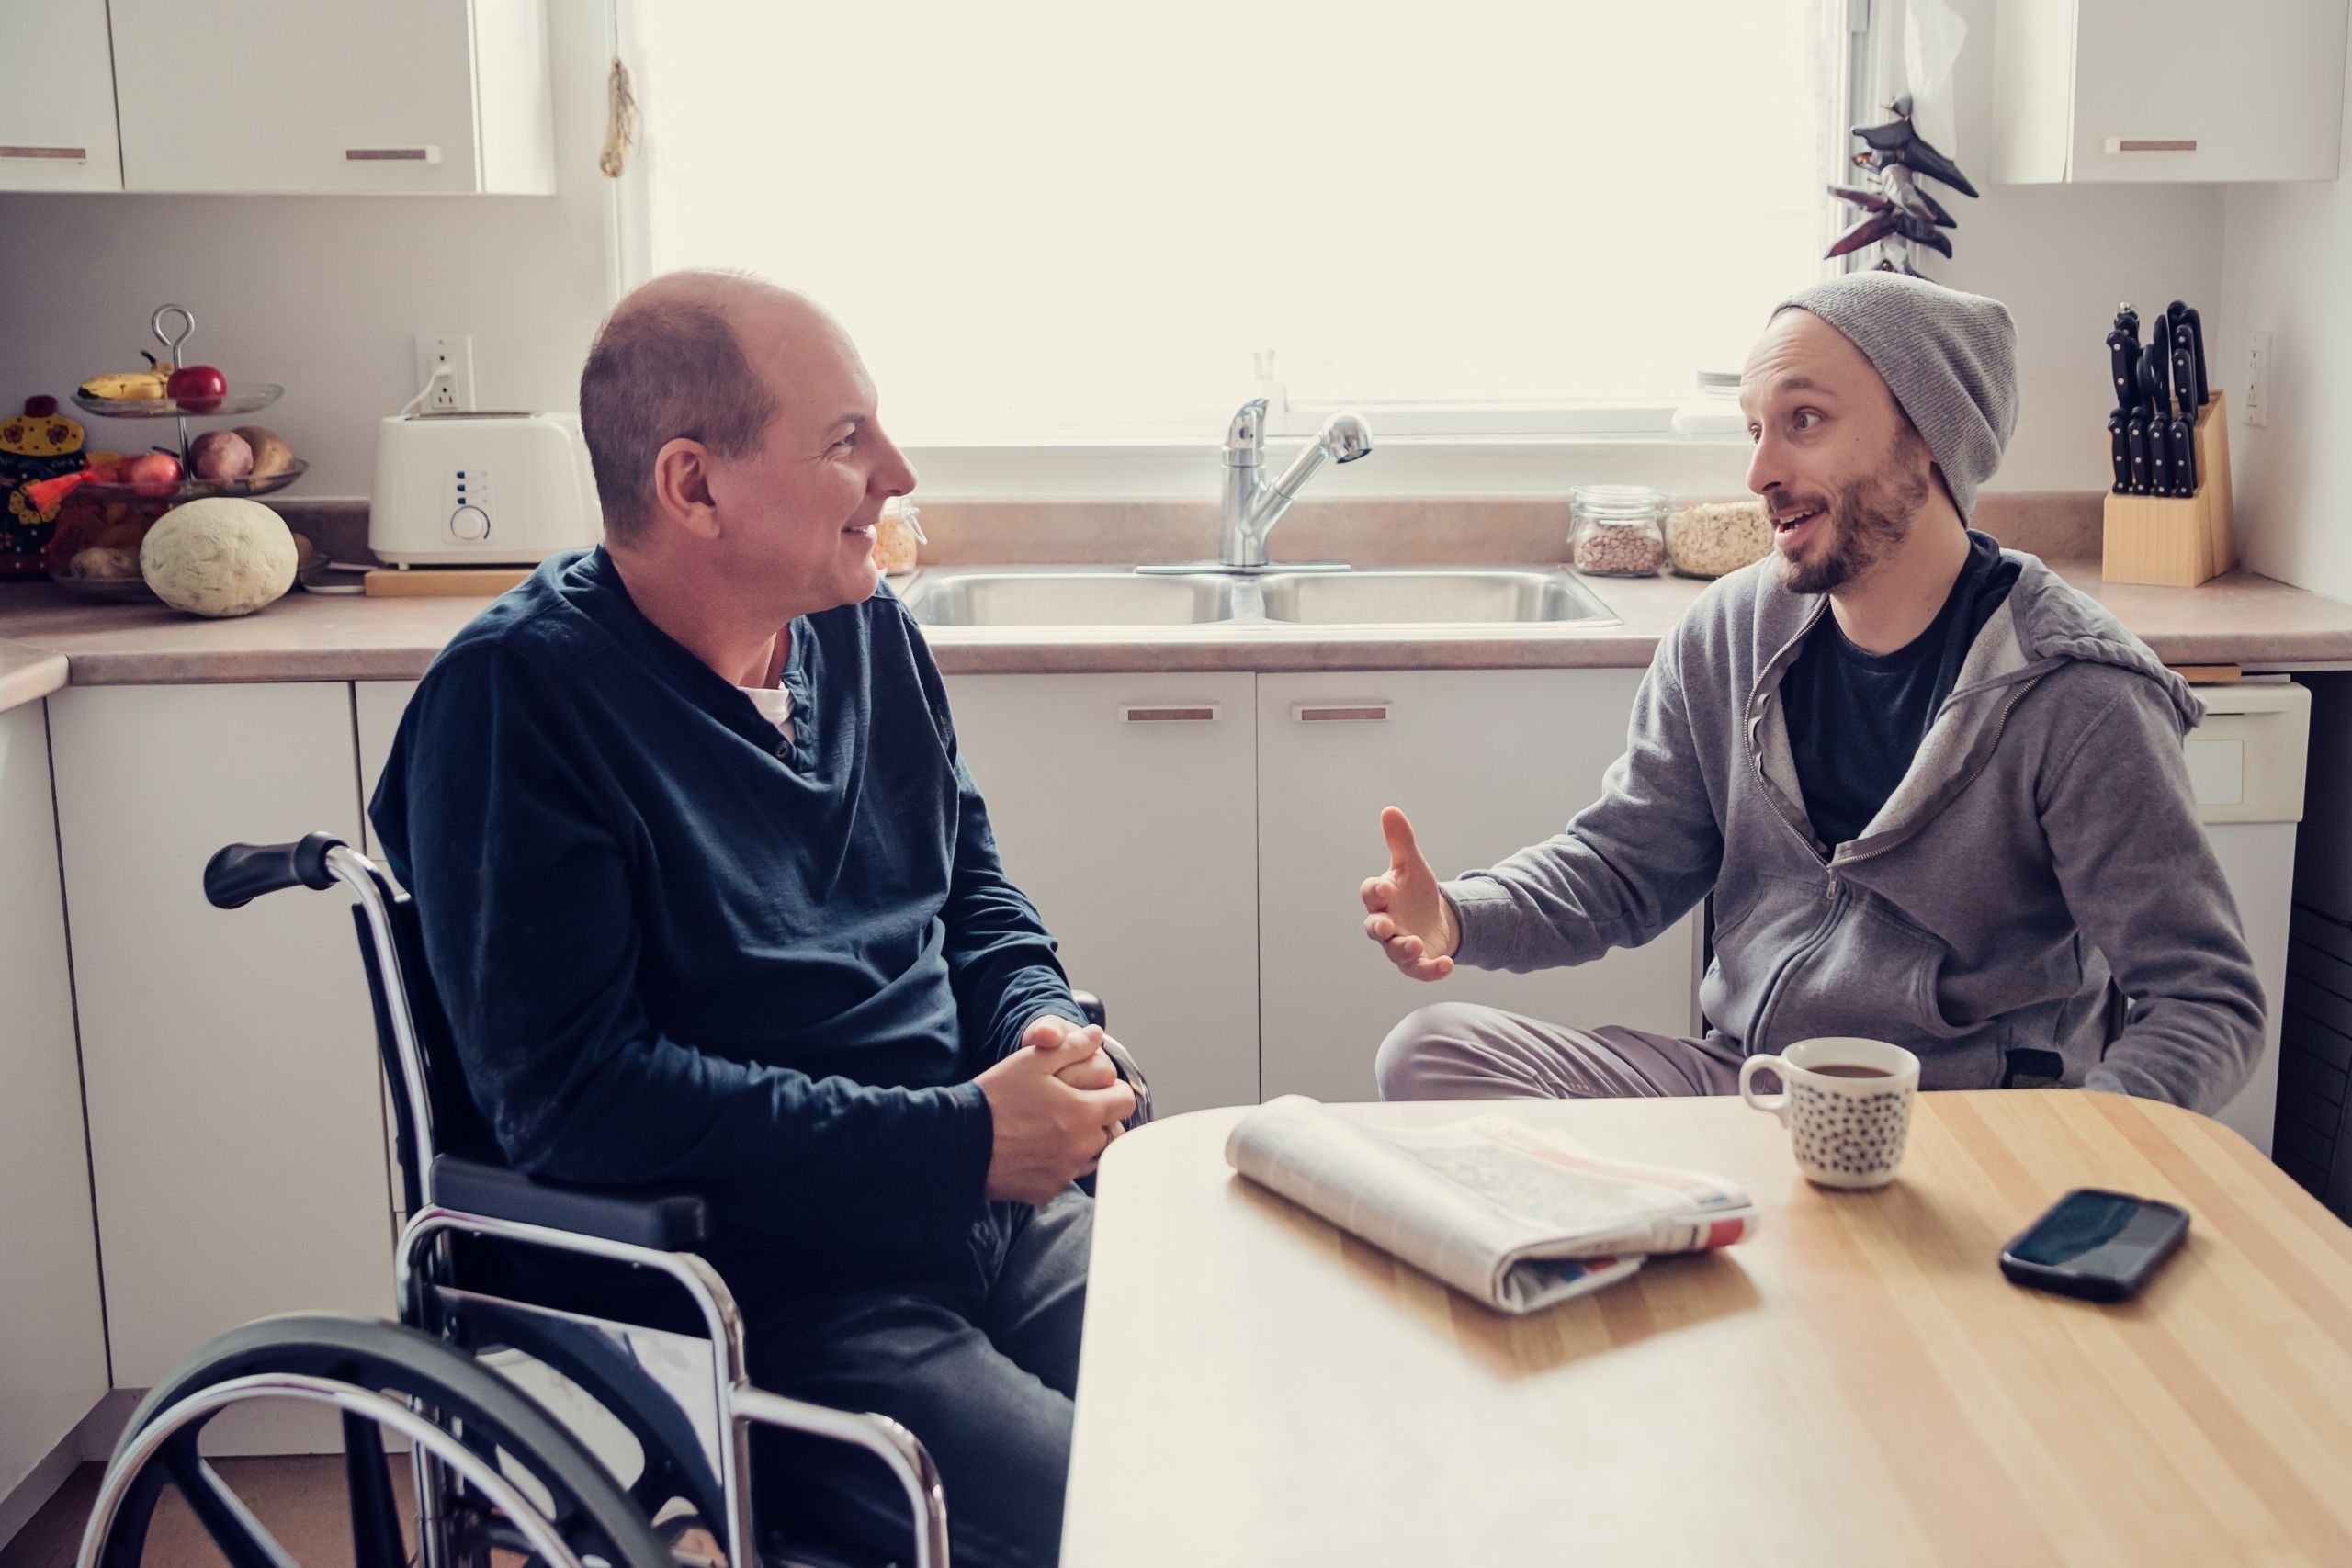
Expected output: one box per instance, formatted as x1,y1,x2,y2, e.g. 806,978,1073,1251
0,1458,416,1568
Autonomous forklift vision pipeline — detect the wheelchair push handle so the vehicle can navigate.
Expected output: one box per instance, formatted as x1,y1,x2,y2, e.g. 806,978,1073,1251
204,831,344,908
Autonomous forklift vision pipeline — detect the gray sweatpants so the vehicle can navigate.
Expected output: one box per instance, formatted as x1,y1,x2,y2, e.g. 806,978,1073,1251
1375,1000,1747,1101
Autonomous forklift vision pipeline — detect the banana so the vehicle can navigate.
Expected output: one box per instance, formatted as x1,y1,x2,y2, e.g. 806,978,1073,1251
79,371,170,401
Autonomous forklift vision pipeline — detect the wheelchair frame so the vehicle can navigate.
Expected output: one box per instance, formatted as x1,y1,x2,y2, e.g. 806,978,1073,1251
76,830,1150,1568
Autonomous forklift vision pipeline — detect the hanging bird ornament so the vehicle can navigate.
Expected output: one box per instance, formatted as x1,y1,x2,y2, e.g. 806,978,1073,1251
1826,92,1979,276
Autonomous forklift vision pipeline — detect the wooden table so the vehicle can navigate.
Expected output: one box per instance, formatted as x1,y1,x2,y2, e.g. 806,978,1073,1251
1063,1092,2352,1567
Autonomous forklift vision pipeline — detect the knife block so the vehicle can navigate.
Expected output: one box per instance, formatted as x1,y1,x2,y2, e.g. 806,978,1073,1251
2102,390,2235,588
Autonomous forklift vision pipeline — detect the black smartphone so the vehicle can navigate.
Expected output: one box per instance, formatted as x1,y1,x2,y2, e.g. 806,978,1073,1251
1999,1188,2189,1303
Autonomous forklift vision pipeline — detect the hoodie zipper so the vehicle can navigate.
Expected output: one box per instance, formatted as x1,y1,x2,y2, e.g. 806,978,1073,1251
1737,673,2048,1054
1739,685,1841,1056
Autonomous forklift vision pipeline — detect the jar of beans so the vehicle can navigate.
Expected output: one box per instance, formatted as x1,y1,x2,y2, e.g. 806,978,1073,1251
1664,498,1773,579
1569,485,1668,577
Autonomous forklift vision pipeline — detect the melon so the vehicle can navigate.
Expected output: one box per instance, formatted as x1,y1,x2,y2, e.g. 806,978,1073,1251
140,497,297,617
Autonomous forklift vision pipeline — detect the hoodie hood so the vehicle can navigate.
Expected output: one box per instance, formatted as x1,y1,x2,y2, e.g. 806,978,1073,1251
1744,547,2202,867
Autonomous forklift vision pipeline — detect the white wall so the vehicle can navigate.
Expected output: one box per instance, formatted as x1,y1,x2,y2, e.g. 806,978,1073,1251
2215,21,2352,604
0,5,617,498
0,0,2239,507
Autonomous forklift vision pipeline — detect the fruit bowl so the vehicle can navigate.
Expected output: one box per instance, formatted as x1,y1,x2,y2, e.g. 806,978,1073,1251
50,571,163,604
73,458,310,504
72,383,284,420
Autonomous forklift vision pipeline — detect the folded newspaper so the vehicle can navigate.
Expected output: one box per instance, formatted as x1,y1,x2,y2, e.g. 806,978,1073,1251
1225,1096,1757,1314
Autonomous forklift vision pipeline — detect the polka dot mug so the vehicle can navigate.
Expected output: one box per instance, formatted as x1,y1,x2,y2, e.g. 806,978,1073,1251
1739,1037,1921,1190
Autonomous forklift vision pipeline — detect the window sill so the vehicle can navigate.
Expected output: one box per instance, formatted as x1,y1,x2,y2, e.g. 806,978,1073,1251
900,433,1756,501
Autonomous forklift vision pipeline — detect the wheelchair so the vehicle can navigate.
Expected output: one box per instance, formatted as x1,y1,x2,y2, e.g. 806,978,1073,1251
74,831,1152,1568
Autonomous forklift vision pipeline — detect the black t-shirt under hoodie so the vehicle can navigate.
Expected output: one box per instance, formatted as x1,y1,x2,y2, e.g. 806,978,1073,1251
1781,530,2021,851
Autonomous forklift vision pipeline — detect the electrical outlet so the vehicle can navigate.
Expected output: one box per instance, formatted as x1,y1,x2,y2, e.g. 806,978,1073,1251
2242,331,2271,428
413,333,476,413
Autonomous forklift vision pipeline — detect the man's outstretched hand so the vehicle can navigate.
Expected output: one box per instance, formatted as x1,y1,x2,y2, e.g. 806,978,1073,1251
976,1015,1136,1205
1361,806,1458,982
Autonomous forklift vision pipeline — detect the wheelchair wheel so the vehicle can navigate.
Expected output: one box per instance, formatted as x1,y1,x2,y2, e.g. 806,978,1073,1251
78,1314,674,1568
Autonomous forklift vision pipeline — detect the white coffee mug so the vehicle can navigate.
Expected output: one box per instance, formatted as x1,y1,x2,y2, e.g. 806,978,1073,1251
1738,1036,1921,1190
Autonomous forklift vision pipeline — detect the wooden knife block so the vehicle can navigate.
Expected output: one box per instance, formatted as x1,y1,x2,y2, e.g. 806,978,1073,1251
2102,390,2235,588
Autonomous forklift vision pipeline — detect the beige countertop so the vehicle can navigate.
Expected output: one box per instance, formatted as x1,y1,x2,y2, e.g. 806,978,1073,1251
3,561,2349,706
0,637,68,711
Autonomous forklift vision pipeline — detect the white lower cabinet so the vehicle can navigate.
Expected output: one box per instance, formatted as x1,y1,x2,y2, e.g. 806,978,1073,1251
944,674,1261,1113
1256,670,1700,1102
355,681,423,1228
46,683,394,1412
0,702,109,1507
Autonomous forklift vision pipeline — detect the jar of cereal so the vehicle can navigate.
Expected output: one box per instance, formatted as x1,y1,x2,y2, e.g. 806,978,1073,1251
1663,498,1773,579
1569,485,1667,577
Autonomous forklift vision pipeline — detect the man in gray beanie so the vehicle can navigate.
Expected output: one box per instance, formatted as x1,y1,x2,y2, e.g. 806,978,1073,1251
1362,271,2262,1114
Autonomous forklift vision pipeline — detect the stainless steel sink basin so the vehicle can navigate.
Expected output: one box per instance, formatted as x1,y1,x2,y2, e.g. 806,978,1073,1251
899,570,1238,627
1255,568,1614,626
899,565,1617,630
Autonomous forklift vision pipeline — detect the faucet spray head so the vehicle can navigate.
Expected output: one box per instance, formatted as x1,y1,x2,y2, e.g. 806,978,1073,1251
1320,412,1373,464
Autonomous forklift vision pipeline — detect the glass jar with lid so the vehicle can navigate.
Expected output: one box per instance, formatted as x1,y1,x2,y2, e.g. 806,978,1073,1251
1569,485,1668,577
1663,496,1773,579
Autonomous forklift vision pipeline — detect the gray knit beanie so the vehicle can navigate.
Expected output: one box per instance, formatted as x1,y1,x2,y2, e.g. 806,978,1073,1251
1774,273,2018,520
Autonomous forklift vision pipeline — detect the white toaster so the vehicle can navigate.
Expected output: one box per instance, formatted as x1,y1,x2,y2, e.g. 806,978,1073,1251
369,412,602,567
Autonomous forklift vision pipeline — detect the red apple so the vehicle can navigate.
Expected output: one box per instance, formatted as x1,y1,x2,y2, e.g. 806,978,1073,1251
166,365,227,412
125,451,183,498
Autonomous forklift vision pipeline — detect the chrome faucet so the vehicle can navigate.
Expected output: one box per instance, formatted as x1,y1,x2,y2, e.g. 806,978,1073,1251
1136,398,1372,576
1217,399,1373,570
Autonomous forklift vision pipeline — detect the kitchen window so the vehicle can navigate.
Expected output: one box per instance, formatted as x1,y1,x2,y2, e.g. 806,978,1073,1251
622,0,1849,451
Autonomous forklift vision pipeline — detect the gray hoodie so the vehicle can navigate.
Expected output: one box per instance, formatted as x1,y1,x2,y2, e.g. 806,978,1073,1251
1444,547,2263,1111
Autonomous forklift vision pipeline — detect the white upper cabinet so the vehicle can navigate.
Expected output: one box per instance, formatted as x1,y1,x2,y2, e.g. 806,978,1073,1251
1994,0,2350,183
107,0,553,195
0,0,125,191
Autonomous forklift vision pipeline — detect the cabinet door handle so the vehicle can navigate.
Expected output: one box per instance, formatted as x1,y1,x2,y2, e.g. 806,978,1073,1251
2105,138,2199,153
345,146,443,164
1293,702,1391,723
1121,705,1219,723
1,146,88,161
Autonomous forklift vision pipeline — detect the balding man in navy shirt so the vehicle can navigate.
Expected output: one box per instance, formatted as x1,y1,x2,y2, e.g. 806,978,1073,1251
373,270,1132,1568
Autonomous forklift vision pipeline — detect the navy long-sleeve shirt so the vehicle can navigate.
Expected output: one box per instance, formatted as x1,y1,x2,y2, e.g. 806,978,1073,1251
369,547,1081,1292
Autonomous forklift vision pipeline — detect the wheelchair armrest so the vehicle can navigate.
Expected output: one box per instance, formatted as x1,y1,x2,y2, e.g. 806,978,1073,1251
427,1156,709,1251
1098,1035,1153,1128
1068,989,1150,1127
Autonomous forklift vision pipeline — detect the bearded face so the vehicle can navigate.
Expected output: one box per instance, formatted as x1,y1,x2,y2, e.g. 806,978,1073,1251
1768,423,1936,596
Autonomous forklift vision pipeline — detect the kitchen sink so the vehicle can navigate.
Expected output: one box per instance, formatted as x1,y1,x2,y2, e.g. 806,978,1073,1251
899,565,1618,630
898,570,1238,627
1254,568,1614,626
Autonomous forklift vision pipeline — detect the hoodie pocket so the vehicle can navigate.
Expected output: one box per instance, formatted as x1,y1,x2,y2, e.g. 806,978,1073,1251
1751,891,1958,1055
1704,872,1841,1042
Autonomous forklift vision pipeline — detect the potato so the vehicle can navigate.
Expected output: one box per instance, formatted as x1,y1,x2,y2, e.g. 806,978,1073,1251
233,425,295,479
70,547,142,581
189,430,254,482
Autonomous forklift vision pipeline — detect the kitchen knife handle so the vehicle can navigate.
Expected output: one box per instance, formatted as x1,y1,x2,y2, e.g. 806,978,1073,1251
2126,415,2151,494
2142,344,2173,417
2172,346,2197,424
2107,326,2142,412
2182,309,2209,405
2170,417,2198,497
2108,412,2132,494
